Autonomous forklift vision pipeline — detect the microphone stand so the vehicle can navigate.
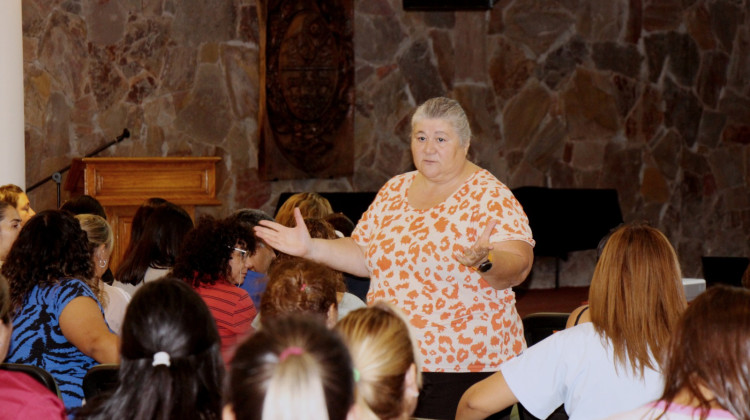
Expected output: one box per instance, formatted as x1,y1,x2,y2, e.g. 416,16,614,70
27,128,131,208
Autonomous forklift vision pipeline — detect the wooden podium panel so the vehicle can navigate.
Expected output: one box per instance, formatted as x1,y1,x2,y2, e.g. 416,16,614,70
65,157,221,271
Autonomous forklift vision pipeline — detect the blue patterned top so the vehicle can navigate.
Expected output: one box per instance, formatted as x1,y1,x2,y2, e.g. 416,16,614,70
7,278,103,410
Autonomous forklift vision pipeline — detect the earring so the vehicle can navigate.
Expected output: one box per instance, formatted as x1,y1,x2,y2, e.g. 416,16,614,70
98,259,107,268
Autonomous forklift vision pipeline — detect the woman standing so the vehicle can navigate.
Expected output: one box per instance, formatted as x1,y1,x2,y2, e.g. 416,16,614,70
3,210,119,410
456,223,687,420
256,97,534,418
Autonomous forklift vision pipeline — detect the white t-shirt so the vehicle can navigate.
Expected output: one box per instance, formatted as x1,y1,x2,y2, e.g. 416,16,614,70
606,401,737,419
500,322,663,420
102,282,131,335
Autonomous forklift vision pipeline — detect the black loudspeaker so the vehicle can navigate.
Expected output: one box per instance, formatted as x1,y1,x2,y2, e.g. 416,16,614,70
403,0,497,10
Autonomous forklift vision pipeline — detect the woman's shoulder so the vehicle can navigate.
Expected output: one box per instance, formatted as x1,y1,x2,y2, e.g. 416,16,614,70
0,370,66,419
381,171,416,191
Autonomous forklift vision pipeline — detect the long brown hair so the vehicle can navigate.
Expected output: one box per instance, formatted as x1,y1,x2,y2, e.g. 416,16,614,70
588,223,686,375
659,285,750,420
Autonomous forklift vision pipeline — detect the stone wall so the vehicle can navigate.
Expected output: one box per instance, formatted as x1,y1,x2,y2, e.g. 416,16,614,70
22,0,750,287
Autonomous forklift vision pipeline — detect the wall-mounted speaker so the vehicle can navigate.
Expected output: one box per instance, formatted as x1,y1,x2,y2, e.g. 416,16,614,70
403,0,496,10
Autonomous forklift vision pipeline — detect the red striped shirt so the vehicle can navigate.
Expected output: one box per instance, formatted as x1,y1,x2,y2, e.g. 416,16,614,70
195,281,256,364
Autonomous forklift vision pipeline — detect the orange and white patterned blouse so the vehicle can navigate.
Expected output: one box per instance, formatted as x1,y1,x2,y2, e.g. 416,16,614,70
352,169,535,372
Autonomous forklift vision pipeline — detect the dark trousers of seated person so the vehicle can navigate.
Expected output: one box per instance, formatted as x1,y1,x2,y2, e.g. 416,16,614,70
414,372,512,420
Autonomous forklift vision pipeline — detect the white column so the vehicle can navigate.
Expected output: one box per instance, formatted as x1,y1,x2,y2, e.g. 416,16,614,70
0,0,26,188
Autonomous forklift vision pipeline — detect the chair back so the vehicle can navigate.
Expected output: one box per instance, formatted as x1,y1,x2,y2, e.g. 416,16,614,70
0,363,61,398
522,312,570,346
82,364,120,401
517,312,571,420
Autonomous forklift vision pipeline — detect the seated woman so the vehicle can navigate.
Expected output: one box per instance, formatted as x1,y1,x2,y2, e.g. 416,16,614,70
224,314,354,420
259,258,340,329
0,201,21,266
228,208,277,309
2,210,119,410
172,216,256,364
456,223,687,420
114,202,193,296
336,302,421,420
295,218,366,319
608,285,750,420
119,198,168,261
274,192,333,227
0,273,66,419
74,277,224,420
0,184,35,225
75,214,131,335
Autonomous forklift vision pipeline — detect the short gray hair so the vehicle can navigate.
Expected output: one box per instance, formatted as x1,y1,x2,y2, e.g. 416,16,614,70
411,97,472,146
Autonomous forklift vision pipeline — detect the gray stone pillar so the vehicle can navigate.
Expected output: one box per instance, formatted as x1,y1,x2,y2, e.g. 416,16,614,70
0,0,25,187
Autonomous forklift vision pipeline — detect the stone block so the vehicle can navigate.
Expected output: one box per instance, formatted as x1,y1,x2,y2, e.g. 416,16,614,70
502,81,551,150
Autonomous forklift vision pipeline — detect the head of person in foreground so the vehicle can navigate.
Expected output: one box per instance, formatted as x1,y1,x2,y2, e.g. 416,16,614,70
224,315,355,420
336,301,422,420
75,277,223,420
260,258,340,328
658,285,750,420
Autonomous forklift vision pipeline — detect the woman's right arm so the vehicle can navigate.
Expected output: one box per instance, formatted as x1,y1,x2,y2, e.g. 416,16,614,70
456,371,518,420
59,296,120,364
254,208,370,277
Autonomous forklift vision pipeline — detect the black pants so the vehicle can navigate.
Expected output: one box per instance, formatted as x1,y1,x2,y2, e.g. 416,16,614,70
413,371,513,420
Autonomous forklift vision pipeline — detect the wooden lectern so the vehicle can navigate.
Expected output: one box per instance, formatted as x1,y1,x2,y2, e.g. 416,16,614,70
65,157,221,271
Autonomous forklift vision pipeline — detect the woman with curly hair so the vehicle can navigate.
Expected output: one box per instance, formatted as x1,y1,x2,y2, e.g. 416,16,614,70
3,210,119,410
172,216,256,364
74,278,223,420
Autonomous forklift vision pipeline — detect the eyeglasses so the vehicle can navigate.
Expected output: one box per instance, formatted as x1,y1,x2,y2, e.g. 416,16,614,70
232,247,249,261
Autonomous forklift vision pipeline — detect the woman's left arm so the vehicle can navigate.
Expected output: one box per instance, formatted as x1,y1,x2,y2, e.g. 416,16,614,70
455,371,519,420
59,297,120,364
481,240,534,290
456,221,534,290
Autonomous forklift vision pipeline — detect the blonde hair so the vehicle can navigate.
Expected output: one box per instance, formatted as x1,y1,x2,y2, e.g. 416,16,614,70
336,301,422,420
411,97,472,146
588,223,687,375
275,193,333,227
75,213,113,307
227,315,354,420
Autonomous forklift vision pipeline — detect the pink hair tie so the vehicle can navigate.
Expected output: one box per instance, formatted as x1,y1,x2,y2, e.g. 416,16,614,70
279,346,304,361
300,283,307,292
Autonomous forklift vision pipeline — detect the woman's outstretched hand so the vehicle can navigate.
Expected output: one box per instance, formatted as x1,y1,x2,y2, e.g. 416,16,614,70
455,220,496,268
254,207,312,258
